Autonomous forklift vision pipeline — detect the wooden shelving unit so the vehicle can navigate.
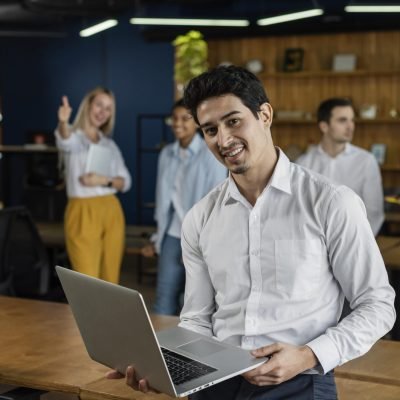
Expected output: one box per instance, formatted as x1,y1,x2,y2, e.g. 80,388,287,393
208,30,400,188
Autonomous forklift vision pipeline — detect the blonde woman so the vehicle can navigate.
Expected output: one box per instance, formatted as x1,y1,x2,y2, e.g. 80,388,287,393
55,87,131,283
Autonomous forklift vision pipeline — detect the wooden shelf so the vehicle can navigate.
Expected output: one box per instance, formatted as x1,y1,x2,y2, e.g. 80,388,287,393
0,145,58,153
259,70,400,79
381,165,400,172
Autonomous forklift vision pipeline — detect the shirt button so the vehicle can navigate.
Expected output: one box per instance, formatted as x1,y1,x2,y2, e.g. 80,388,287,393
251,249,259,256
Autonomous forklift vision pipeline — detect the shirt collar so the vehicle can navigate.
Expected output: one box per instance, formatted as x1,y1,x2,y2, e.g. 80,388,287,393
317,142,353,157
77,129,106,144
172,133,202,157
223,147,292,206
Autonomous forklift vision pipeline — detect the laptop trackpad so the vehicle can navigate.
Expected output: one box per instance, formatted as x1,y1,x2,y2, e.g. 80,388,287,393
177,339,225,357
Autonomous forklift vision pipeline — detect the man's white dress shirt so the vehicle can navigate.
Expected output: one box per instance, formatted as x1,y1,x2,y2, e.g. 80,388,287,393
180,149,395,374
296,143,384,235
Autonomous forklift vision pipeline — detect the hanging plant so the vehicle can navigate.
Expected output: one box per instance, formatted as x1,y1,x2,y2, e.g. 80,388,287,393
172,30,208,90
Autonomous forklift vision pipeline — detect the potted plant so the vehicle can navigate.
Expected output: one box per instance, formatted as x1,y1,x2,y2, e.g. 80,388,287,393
172,30,208,95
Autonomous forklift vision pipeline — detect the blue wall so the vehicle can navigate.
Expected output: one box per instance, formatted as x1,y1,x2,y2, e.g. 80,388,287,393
0,18,175,224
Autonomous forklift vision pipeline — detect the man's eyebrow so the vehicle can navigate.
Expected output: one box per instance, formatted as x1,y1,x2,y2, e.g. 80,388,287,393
199,110,241,129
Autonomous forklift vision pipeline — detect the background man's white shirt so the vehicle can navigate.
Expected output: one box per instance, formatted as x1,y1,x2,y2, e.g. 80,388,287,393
296,143,384,235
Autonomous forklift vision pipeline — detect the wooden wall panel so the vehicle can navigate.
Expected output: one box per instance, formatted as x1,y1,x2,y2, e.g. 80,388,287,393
207,30,400,187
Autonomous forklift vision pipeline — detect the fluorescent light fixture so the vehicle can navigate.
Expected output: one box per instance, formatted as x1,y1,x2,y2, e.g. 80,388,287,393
129,17,249,27
257,9,324,26
79,19,118,37
345,5,400,12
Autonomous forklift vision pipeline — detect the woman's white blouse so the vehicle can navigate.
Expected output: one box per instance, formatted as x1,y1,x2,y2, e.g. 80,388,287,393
55,128,131,198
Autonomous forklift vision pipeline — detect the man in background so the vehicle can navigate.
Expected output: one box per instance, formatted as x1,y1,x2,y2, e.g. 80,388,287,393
296,97,384,236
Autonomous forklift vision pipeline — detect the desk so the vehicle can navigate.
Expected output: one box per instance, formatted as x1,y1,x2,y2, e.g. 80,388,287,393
36,226,398,265
1,296,399,400
335,340,400,386
385,212,400,223
37,223,157,282
0,295,178,398
335,377,400,400
37,223,156,255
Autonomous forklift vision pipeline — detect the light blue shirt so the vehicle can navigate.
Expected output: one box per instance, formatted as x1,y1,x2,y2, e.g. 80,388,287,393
153,133,227,253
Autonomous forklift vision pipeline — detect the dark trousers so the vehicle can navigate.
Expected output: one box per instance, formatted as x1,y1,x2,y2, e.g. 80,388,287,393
189,372,337,400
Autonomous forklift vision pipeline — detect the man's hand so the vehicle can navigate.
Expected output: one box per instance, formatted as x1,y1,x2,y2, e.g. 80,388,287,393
242,343,318,386
106,366,151,393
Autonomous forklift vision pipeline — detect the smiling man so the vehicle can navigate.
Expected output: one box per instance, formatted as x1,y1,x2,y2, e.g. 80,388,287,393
296,98,384,236
176,66,395,399
112,66,395,400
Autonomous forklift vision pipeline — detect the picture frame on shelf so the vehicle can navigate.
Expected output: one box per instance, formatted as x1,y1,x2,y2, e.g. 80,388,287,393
370,143,387,165
359,104,377,119
332,54,357,72
283,48,304,72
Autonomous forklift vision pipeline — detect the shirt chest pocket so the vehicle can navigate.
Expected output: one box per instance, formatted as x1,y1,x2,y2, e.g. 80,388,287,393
274,239,323,299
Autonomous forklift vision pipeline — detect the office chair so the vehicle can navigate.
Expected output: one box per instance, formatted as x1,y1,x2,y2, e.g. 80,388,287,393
0,206,50,297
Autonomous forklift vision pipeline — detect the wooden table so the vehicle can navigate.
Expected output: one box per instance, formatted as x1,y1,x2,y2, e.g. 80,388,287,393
0,295,178,398
37,223,156,255
335,377,400,400
335,340,400,386
1,296,400,399
37,223,157,282
36,225,400,266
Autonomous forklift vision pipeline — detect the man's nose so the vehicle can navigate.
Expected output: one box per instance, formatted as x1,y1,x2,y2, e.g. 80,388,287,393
217,126,232,148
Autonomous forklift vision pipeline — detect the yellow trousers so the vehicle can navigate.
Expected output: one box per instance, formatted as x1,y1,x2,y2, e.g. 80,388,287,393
64,195,125,283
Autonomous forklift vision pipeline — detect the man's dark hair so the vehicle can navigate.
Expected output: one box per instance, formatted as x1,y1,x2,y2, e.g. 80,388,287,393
183,65,269,125
317,97,353,123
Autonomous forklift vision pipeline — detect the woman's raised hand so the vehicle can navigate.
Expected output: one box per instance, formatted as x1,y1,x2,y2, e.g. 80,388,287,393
58,95,72,123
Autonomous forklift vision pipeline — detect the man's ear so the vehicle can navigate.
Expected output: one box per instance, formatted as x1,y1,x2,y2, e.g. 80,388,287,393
259,103,273,125
319,121,329,134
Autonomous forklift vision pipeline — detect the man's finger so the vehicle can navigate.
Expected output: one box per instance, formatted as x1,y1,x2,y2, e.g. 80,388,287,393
138,379,149,393
125,366,138,388
105,370,124,379
251,343,281,357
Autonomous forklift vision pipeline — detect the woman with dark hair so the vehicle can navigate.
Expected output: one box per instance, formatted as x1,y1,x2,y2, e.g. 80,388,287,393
142,99,226,315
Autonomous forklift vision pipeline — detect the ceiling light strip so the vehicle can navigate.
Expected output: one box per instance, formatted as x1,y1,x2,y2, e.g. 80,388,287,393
345,5,400,12
257,9,324,26
80,19,118,37
129,18,249,27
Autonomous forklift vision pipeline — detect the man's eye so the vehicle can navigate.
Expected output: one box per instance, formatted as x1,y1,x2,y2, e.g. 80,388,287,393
204,128,217,136
229,118,239,126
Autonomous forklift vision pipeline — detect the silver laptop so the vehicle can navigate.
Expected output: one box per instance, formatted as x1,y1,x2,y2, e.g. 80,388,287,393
56,266,266,397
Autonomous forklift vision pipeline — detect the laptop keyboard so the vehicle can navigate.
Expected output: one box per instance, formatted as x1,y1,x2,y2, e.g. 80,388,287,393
161,347,217,385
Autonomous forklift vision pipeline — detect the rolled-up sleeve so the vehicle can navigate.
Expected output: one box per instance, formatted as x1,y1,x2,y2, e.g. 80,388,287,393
111,143,131,193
